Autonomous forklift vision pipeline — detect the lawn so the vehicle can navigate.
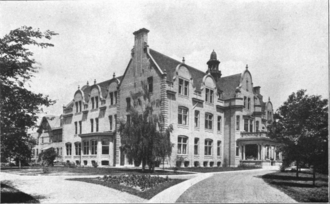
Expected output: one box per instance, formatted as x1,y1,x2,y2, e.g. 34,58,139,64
172,166,261,173
69,176,185,200
262,170,328,202
1,181,40,203
2,166,193,176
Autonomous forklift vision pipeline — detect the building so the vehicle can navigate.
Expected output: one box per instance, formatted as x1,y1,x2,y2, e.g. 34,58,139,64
60,28,281,168
32,115,63,162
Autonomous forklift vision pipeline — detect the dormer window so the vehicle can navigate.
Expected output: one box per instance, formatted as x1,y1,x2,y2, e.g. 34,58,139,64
179,78,189,96
205,88,214,103
246,79,249,91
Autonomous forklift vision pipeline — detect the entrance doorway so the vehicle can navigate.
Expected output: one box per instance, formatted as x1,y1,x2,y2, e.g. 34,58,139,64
245,144,258,160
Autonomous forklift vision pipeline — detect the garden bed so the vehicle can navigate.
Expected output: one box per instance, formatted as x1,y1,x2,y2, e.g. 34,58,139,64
69,174,185,199
171,166,261,173
262,171,328,202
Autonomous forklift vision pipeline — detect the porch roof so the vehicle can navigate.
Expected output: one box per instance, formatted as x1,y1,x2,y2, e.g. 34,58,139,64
78,131,114,138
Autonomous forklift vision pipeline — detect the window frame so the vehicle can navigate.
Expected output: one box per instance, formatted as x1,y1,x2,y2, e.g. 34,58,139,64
148,76,153,93
109,115,113,131
217,141,221,156
178,78,189,96
101,139,109,155
95,118,99,132
244,119,248,132
66,143,72,156
83,140,89,155
91,140,97,155
178,107,188,125
194,110,200,128
75,142,81,155
204,139,213,156
217,116,222,133
90,119,94,133
194,138,199,155
236,115,240,130
177,136,188,155
205,113,213,130
79,121,82,134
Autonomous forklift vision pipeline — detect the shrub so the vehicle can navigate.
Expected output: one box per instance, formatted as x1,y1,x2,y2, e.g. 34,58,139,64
92,161,98,168
176,156,185,168
101,174,171,191
194,161,200,167
63,161,76,168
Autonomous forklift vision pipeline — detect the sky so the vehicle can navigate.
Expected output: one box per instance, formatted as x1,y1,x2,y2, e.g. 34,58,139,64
1,0,328,125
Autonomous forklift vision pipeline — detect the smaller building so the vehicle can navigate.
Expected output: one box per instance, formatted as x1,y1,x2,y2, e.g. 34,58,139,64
32,115,63,163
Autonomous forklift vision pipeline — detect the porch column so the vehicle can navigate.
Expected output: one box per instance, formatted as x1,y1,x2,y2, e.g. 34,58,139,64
243,145,246,160
97,140,102,165
258,145,261,160
261,145,265,160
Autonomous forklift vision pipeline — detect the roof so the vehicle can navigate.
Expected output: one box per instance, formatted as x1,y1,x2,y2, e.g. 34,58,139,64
149,48,242,99
217,73,242,100
81,76,123,103
149,49,205,91
44,115,62,129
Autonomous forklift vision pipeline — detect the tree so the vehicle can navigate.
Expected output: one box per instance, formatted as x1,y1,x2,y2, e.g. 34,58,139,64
0,26,58,165
268,90,328,185
38,147,58,166
118,81,173,172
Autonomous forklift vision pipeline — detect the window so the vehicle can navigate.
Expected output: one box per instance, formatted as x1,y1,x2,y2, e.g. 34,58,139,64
248,98,250,109
74,122,77,134
244,119,248,132
91,140,97,155
194,110,200,128
109,115,113,131
90,119,94,132
95,118,99,132
244,96,247,108
102,140,109,155
91,97,95,109
236,145,239,156
205,113,213,130
126,97,131,111
236,115,240,130
250,120,253,132
205,88,214,103
114,114,117,130
114,91,117,104
79,101,82,112
110,92,114,105
178,107,188,125
75,142,81,155
217,141,221,156
256,121,259,132
178,78,189,96
95,97,99,108
204,139,213,156
83,141,89,155
66,143,72,155
246,79,249,91
178,136,188,154
148,77,153,93
217,116,222,132
194,138,199,155
79,121,82,134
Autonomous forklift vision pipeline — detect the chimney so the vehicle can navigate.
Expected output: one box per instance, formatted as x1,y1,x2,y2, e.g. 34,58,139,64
133,28,149,51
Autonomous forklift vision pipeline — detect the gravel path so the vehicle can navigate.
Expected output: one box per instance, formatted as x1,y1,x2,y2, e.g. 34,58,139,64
0,172,146,203
176,169,297,203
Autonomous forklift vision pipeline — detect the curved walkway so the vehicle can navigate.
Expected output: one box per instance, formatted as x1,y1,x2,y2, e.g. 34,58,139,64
176,169,297,203
0,172,146,203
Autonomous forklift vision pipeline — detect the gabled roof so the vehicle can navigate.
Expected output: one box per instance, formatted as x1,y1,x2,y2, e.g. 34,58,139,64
80,76,123,103
149,49,205,91
217,73,242,100
149,48,242,99
44,115,62,129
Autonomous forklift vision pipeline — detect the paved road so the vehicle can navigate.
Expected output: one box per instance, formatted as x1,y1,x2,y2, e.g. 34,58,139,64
176,170,297,203
1,172,146,203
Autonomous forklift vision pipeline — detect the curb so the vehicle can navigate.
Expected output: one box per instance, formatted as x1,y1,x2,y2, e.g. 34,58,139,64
148,173,213,203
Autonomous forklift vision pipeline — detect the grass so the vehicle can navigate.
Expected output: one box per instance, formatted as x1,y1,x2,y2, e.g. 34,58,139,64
68,177,185,200
172,166,261,173
2,166,192,176
262,170,328,202
1,181,40,203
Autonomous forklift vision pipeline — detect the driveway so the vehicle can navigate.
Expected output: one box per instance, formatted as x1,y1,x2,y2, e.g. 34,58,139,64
0,172,146,203
176,169,297,203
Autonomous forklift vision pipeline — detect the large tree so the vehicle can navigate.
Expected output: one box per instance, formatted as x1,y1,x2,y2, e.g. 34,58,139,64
118,82,173,172
268,90,328,185
0,26,58,165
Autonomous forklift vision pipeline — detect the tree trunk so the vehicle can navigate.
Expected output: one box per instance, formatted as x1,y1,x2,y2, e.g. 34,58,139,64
19,159,21,169
142,159,145,172
296,162,299,178
313,167,316,186
163,157,165,171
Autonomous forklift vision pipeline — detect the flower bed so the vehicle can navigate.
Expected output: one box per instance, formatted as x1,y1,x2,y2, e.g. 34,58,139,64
99,174,170,191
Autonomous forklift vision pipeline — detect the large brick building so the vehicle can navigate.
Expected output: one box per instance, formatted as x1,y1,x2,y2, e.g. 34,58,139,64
51,28,281,167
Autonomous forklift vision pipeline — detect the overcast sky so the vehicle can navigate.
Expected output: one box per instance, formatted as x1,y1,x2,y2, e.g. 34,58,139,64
1,0,328,123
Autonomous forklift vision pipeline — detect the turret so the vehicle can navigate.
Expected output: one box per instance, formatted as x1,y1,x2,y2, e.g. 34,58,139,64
206,50,221,82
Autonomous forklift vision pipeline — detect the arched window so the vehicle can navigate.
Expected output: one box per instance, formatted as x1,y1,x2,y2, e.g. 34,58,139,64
178,107,188,125
178,136,188,155
66,143,72,156
204,139,213,156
